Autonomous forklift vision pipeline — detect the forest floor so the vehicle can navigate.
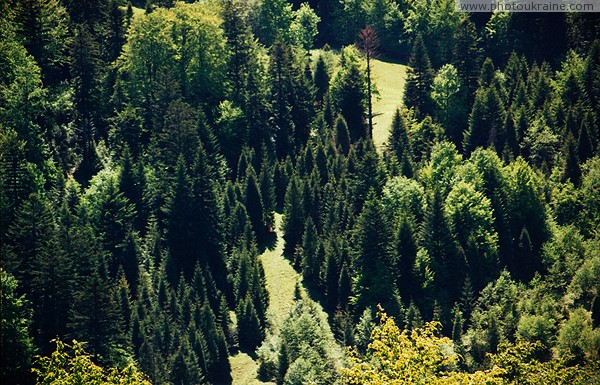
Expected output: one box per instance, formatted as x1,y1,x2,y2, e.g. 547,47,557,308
229,213,300,385
370,57,408,151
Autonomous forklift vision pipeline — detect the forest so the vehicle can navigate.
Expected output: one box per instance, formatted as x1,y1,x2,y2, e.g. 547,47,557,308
1,0,600,384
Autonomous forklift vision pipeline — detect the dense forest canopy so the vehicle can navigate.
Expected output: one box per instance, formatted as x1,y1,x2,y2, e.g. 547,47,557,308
1,0,600,384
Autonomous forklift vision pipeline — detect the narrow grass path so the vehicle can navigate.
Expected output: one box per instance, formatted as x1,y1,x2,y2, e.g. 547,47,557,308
229,213,301,385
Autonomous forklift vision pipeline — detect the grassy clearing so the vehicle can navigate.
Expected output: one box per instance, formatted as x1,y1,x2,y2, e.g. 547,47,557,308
229,213,300,385
371,58,408,151
311,49,408,152
230,351,273,385
259,213,302,329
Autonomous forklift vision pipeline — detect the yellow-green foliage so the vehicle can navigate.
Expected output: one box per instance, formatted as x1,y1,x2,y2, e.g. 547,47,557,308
341,309,600,385
341,309,504,384
33,339,151,385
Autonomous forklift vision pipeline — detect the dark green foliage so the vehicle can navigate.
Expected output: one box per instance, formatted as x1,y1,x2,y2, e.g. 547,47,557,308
237,295,263,351
421,190,465,306
392,219,417,301
301,216,320,287
351,192,400,317
245,166,267,239
69,262,129,367
314,54,330,103
283,176,305,254
1,269,34,384
4,2,600,382
453,19,481,106
388,109,411,175
464,87,505,155
335,116,351,155
404,34,434,119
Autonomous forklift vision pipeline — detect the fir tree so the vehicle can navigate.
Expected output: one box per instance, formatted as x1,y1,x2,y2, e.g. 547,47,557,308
403,34,434,118
421,190,465,305
335,116,351,155
314,54,330,103
237,295,263,351
282,176,305,254
245,166,267,240
453,18,481,106
351,192,399,316
300,216,320,287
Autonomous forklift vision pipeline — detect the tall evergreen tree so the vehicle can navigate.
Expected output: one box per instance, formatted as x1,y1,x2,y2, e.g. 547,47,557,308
245,166,267,240
351,192,399,316
403,34,434,119
300,216,320,286
453,18,481,107
282,176,305,254
421,190,465,306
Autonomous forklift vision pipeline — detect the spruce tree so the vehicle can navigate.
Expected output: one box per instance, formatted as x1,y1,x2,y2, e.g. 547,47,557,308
165,157,195,282
403,34,434,119
421,189,465,305
392,219,417,301
313,54,330,103
236,295,263,351
351,192,399,316
388,109,410,166
300,216,320,287
190,144,227,286
245,166,267,240
453,18,481,106
69,262,129,367
282,176,305,254
335,116,351,155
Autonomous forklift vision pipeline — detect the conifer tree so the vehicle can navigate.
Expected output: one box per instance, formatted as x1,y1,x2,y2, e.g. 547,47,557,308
270,42,296,159
453,18,481,106
335,116,351,155
314,54,330,103
69,262,129,367
392,219,417,301
0,269,34,384
259,155,276,231
245,166,267,240
324,246,339,311
283,176,305,254
237,295,263,351
338,263,351,311
165,157,195,282
351,192,399,316
388,109,410,167
301,216,320,287
403,34,434,118
421,190,465,305
14,0,71,84
190,144,227,286
563,132,582,186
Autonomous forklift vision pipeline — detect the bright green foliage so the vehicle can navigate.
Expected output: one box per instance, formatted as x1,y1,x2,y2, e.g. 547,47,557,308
121,2,228,106
445,181,499,290
290,3,320,53
341,309,506,384
431,64,467,146
32,339,151,385
257,0,294,46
